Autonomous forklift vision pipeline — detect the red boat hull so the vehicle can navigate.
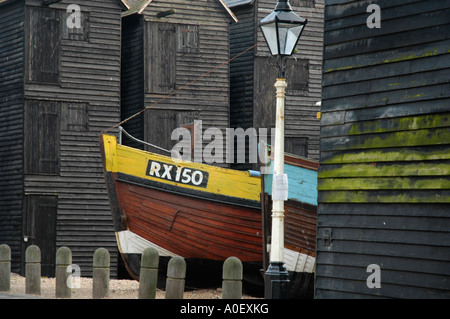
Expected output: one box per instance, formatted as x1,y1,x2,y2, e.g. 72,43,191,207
113,172,263,262
104,171,265,293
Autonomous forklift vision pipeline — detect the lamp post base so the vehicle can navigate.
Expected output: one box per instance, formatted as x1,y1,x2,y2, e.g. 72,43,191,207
264,262,290,299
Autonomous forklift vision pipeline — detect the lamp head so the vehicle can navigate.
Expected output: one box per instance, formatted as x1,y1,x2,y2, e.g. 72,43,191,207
259,0,307,57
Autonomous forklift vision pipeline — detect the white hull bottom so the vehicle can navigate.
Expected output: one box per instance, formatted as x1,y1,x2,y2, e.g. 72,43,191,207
116,230,315,274
283,247,316,273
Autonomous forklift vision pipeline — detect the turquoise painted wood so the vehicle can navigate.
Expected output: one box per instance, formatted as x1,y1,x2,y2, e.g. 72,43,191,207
264,161,318,206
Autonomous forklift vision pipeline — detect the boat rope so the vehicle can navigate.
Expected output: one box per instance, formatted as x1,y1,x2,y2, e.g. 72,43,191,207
102,40,264,134
118,126,172,154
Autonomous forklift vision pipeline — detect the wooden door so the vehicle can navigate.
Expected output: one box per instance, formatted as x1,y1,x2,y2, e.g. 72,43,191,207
145,109,199,156
27,6,60,84
24,100,60,175
145,22,177,94
22,195,57,277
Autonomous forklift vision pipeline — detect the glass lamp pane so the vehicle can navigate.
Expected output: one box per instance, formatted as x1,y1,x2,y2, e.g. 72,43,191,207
277,26,289,55
283,24,304,55
261,22,279,55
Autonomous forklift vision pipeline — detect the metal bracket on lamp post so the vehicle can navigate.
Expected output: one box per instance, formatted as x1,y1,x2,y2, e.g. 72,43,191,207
277,56,287,78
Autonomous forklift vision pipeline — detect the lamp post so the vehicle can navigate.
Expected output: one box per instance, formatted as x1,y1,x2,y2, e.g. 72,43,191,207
259,0,307,299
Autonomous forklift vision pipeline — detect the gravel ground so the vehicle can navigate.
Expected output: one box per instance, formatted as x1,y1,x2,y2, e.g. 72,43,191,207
7,273,259,299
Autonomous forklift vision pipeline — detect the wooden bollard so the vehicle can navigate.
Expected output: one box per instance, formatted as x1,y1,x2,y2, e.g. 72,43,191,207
0,244,11,292
165,256,186,299
25,245,41,295
93,248,110,299
222,256,243,299
56,246,72,298
139,247,159,299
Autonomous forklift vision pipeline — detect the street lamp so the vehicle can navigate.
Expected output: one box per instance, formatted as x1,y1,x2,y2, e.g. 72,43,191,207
260,0,307,76
259,0,307,299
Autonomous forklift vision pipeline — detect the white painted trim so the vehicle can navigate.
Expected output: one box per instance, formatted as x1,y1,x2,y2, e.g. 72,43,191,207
138,0,153,14
218,0,238,22
116,230,176,257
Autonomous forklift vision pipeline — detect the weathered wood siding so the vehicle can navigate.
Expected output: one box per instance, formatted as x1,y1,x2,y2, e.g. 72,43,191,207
136,0,232,161
316,0,450,298
227,3,255,170
227,0,324,169
0,0,123,277
0,0,25,273
229,4,255,132
24,0,122,277
121,14,145,148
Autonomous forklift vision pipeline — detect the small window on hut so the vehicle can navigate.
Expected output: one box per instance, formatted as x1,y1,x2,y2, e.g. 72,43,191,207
178,25,199,53
61,102,89,132
145,109,199,156
145,22,177,94
62,10,90,41
290,0,315,8
286,59,309,93
285,137,308,158
25,101,60,175
27,7,61,84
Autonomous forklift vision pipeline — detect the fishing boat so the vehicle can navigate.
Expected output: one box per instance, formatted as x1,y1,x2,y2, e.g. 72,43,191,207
99,129,319,297
261,146,318,299
99,131,264,292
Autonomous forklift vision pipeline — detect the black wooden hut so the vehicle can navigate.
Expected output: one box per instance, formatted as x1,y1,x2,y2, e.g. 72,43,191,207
225,0,324,169
316,0,450,298
0,0,126,277
120,0,237,164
